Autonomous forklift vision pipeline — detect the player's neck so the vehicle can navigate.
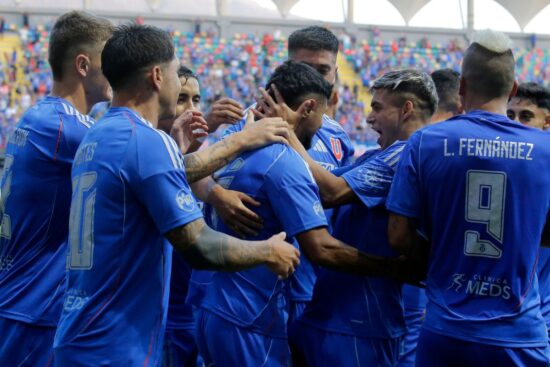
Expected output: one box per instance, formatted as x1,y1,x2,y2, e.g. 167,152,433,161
463,95,508,117
50,80,91,115
111,92,160,128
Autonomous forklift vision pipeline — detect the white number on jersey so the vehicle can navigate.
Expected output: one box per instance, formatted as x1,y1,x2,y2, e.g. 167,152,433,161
464,170,506,259
68,172,97,269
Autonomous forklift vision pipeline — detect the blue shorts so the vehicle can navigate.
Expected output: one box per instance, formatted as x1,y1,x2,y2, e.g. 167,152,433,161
289,321,402,367
0,316,55,366
397,308,425,367
194,309,290,367
163,328,198,367
416,328,550,367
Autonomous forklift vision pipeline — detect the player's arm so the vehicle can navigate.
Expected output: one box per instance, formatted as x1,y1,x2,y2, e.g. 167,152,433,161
190,177,264,237
387,213,430,281
296,227,424,283
165,218,299,278
182,113,289,183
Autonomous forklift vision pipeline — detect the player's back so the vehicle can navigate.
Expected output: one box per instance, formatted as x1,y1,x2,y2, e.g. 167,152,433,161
394,110,550,346
200,143,326,338
0,96,92,326
54,107,202,366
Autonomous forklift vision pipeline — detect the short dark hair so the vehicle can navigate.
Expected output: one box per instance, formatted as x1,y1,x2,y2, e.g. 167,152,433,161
48,11,114,81
514,82,550,111
101,24,175,90
372,69,438,120
462,42,515,100
288,26,339,56
431,68,461,114
178,65,198,86
266,60,332,109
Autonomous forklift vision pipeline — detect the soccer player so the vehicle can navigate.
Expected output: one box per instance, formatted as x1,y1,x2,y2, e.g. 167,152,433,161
507,82,550,342
387,30,550,366
398,67,463,367
159,66,257,367
195,60,409,367
507,82,550,130
429,68,462,124
53,24,300,366
259,69,436,366
186,26,355,329
0,11,114,366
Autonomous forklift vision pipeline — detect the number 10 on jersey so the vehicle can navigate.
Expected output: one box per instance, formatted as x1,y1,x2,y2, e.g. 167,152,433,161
68,172,97,269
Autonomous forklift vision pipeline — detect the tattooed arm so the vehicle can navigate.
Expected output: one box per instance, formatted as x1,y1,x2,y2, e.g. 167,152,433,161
165,218,299,277
183,114,289,183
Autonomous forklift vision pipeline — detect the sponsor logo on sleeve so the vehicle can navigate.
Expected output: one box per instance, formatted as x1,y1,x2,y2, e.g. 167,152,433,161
176,189,196,212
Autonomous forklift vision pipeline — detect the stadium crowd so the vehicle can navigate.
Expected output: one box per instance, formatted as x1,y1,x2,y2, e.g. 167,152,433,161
2,9,550,367
2,21,549,151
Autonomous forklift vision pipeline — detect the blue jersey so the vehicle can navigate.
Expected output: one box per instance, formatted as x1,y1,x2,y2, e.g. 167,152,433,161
537,248,550,334
0,96,92,326
53,107,203,366
290,115,355,302
200,143,327,338
387,110,550,347
186,113,352,307
299,141,406,338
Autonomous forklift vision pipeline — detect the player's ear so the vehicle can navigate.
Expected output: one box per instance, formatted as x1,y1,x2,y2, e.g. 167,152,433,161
298,98,317,119
150,65,163,92
401,100,414,121
75,53,90,78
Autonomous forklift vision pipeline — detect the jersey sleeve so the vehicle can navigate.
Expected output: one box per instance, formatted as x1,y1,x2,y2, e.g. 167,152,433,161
263,148,328,237
386,133,423,219
131,129,203,234
341,154,395,208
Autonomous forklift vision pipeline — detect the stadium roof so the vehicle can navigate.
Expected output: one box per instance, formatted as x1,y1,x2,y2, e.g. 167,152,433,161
2,0,549,34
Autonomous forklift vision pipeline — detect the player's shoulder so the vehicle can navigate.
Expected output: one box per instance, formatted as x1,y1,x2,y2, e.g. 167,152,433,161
320,114,351,139
370,141,407,171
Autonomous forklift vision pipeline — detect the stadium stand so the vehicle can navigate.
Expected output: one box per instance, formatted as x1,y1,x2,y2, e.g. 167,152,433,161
1,21,550,151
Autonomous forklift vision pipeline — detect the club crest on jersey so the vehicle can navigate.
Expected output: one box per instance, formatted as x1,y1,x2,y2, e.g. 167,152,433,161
330,137,343,162
176,190,196,212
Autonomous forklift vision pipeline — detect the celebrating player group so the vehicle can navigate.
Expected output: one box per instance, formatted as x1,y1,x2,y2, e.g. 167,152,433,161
1,9,550,367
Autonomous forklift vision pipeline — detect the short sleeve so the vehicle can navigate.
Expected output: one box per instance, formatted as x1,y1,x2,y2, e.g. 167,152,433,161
341,154,395,208
263,148,327,237
130,128,203,234
386,132,423,219
135,170,203,234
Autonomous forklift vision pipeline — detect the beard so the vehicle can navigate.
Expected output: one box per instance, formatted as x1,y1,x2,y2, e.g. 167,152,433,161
300,135,313,150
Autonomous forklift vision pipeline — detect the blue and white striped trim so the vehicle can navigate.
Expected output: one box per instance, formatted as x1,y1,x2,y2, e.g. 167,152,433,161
61,102,95,128
154,129,184,170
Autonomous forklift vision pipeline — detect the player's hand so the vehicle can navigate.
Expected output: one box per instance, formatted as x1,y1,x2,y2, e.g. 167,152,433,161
239,110,289,149
205,97,245,131
253,85,304,127
265,232,300,279
170,111,209,154
208,185,264,237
